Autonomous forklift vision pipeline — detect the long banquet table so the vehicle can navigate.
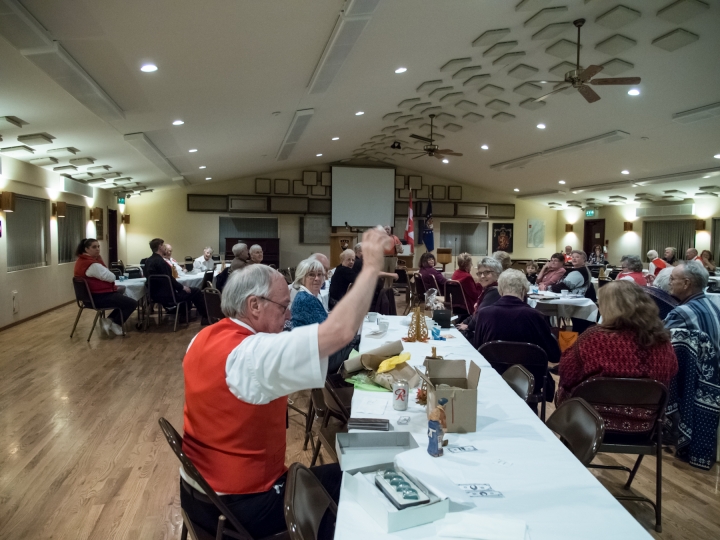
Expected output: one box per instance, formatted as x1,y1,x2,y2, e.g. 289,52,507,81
334,316,652,540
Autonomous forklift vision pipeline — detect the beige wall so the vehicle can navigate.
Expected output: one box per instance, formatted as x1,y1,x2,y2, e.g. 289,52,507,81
0,156,119,329
124,165,558,271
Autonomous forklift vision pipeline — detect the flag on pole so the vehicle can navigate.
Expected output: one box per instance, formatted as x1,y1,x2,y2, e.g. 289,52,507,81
404,193,414,253
422,200,435,252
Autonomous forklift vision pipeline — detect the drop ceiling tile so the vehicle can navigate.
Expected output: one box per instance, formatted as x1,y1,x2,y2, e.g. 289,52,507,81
416,80,443,93
524,7,569,27
444,123,463,132
508,64,539,79
516,0,553,11
435,112,457,121
549,61,576,77
48,147,79,156
531,22,571,40
599,58,634,75
463,112,484,123
74,173,95,180
546,39,579,59
472,28,510,47
440,91,464,103
486,99,511,111
440,58,472,72
381,125,399,132
519,97,546,110
478,84,505,97
429,86,454,99
463,74,491,88
493,51,526,66
452,65,483,79
454,100,478,111
492,112,516,122
0,116,27,129
657,0,710,24
410,101,432,112
382,111,403,121
398,98,421,108
513,82,543,97
421,106,442,115
102,172,122,178
596,5,641,29
395,115,413,123
18,133,55,145
30,157,59,166
483,41,518,57
700,186,720,192
651,28,699,52
595,34,637,55
405,118,424,126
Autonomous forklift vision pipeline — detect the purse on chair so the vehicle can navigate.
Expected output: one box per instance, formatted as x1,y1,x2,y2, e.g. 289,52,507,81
553,319,578,352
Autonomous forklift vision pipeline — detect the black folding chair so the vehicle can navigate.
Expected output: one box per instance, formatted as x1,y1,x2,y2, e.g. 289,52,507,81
413,272,427,305
147,274,189,332
70,277,126,341
571,377,669,532
185,256,194,272
201,270,215,290
502,365,534,402
546,397,605,466
479,341,550,421
203,287,225,324
284,463,338,540
310,376,352,467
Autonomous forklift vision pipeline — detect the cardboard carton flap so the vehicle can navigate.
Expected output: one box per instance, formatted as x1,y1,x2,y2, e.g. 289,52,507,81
426,359,467,379
467,361,481,389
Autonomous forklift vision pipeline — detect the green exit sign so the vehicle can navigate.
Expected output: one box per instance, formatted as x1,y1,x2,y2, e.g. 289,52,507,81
585,209,596,217
117,196,125,204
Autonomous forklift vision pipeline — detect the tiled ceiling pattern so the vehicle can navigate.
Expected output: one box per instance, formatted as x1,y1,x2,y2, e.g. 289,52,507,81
353,0,709,166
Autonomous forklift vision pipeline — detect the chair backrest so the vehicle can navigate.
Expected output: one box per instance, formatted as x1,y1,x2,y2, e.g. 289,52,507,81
201,270,215,290
157,418,253,540
203,288,225,323
502,365,535,402
72,277,95,308
147,274,177,304
140,257,147,266
284,463,338,540
444,280,470,314
185,256,193,263
125,266,142,279
323,377,351,422
110,267,122,278
414,272,427,300
546,397,605,466
288,267,296,281
478,341,548,394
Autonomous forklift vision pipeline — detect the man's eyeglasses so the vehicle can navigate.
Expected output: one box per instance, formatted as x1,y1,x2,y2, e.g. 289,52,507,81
259,297,291,314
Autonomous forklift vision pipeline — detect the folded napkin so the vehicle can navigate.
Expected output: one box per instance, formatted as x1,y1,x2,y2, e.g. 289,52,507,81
437,513,527,540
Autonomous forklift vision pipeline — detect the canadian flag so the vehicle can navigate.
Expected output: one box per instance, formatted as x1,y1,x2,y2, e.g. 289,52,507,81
404,193,414,253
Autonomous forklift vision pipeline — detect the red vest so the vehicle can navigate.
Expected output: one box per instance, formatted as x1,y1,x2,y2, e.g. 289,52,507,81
182,319,287,494
74,254,116,294
651,258,667,276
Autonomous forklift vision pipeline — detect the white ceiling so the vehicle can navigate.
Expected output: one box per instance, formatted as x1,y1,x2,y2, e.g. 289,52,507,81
1,0,719,199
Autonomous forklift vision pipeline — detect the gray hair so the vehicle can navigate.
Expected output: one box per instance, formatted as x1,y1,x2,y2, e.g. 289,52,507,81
498,269,529,297
665,247,676,256
678,260,709,290
478,256,503,275
353,242,362,255
203,246,213,253
339,249,355,263
249,244,262,254
647,250,658,260
492,251,512,270
232,242,248,257
570,249,587,261
221,264,276,318
653,267,673,292
293,257,326,289
621,254,643,272
456,252,473,271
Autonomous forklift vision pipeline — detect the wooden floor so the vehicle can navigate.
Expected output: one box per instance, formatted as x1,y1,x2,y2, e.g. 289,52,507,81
0,303,719,539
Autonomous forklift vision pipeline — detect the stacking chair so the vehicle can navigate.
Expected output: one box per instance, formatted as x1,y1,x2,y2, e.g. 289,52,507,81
125,266,143,279
212,254,221,262
478,341,550,421
288,267,296,281
501,365,535,402
110,267,122,278
284,463,338,540
203,287,225,324
444,280,471,317
201,270,215,290
546,397,605,466
110,261,125,274
571,377,668,532
413,272,427,304
70,278,126,341
310,376,352,467
148,275,189,332
158,418,288,540
185,256,194,272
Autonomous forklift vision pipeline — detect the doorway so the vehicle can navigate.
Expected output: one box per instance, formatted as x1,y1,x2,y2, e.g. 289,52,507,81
108,208,118,263
583,219,605,257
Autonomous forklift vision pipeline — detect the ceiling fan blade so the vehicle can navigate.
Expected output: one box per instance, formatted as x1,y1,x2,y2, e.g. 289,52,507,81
436,149,454,153
434,154,444,160
526,80,566,84
579,64,603,81
578,84,601,103
590,76,641,86
444,152,463,156
409,134,433,143
534,85,572,102
411,153,426,160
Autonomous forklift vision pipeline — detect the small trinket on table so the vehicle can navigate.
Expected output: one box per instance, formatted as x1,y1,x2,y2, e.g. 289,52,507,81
427,398,448,457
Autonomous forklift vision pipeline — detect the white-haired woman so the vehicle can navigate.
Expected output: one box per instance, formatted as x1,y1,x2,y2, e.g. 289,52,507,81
456,257,503,340
249,244,264,264
291,258,328,329
230,243,249,272
329,249,357,309
647,249,668,276
618,255,646,286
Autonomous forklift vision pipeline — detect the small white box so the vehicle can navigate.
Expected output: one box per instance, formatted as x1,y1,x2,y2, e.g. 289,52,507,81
336,432,418,471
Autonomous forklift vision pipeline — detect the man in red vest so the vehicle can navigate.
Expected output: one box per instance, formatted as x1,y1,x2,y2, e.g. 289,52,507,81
181,226,391,539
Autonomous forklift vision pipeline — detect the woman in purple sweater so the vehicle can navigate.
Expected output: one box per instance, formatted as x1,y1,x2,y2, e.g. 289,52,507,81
419,252,447,293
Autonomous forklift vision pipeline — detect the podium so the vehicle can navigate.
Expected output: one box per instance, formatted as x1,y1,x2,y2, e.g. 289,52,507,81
329,232,359,268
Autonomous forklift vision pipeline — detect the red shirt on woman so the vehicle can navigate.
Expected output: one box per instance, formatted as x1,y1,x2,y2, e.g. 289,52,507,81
451,268,482,314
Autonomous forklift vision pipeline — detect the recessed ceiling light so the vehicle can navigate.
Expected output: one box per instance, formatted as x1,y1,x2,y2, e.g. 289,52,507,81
558,180,566,184
189,149,198,153
355,111,364,116
140,64,157,72
513,188,519,192
316,153,323,157
704,175,711,178
172,120,184,125
621,170,630,174
539,80,547,84
442,159,449,164
714,154,720,159
205,177,212,181
481,144,489,150
628,89,640,96
537,123,546,129
332,137,339,141
395,67,407,74
199,166,206,169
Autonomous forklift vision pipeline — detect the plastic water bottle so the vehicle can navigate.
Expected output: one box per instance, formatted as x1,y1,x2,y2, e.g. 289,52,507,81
531,285,539,295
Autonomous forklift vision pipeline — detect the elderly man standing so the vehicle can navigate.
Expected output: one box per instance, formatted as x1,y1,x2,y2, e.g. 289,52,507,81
647,249,668,276
382,225,403,288
180,227,391,538
194,247,215,272
664,261,720,470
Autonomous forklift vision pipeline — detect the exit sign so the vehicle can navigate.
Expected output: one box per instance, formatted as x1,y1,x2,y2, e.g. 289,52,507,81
585,209,596,217
117,197,125,204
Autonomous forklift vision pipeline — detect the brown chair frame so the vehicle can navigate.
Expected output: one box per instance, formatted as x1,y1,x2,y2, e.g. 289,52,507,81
444,279,471,316
546,397,605,466
283,463,338,540
70,277,126,341
148,274,190,332
413,272,427,305
203,287,225,324
310,377,351,467
501,365,535,402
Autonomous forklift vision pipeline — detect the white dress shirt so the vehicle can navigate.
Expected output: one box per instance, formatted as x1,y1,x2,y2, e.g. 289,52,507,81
193,256,215,272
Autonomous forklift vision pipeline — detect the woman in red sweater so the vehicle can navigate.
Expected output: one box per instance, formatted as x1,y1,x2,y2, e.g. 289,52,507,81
557,280,678,432
451,252,482,315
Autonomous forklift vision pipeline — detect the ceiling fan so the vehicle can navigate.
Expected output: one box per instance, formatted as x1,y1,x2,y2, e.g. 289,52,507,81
529,18,641,104
405,114,463,160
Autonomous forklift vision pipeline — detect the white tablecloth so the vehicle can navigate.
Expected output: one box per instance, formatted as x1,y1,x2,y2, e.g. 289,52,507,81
334,317,651,540
527,292,598,321
118,272,206,301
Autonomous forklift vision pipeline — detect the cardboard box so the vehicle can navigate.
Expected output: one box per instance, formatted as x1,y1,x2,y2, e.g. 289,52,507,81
415,360,481,433
336,432,419,471
342,340,420,390
342,463,449,532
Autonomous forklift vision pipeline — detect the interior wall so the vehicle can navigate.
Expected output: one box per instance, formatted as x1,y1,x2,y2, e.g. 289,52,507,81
0,156,120,329
124,165,557,271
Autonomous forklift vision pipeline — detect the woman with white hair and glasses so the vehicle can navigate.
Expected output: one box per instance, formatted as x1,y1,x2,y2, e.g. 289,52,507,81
290,257,329,329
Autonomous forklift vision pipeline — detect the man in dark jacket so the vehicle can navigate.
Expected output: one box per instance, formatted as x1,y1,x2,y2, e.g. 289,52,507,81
145,238,208,325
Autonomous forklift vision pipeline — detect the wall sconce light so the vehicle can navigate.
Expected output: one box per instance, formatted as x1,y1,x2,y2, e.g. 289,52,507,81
0,191,16,212
52,201,67,217
90,207,102,221
121,214,130,225
623,222,633,232
565,224,573,232
695,219,706,231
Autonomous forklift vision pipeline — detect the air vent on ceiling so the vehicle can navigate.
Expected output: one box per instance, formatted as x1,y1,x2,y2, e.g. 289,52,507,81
63,176,93,198
672,102,720,124
29,157,58,166
48,147,79,156
0,0,53,49
276,108,314,161
18,133,54,145
124,132,185,184
636,203,695,218
0,116,28,129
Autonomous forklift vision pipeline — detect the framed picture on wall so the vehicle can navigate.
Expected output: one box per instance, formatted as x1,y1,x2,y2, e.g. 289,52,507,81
293,180,308,195
255,178,271,194
527,219,545,248
397,188,411,199
408,175,422,190
415,185,429,199
492,223,514,253
321,172,332,186
432,185,446,200
448,186,462,200
395,175,406,189
302,171,318,186
311,185,327,196
274,178,290,195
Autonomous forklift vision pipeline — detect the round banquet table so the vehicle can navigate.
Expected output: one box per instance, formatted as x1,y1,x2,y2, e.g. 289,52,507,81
527,291,598,321
118,272,207,301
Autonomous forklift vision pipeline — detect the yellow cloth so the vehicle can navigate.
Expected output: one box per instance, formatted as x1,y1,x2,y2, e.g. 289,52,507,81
376,352,411,374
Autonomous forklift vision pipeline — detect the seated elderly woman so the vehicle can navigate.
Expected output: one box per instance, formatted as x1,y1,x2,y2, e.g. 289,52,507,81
419,251,447,293
617,254,646,286
551,249,591,296
647,249,668,276
457,256,504,341
329,249,357,309
450,253,482,315
556,280,678,432
644,267,678,319
492,250,512,271
588,244,606,265
700,250,716,273
230,242,250,272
